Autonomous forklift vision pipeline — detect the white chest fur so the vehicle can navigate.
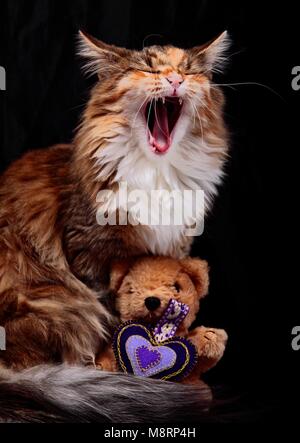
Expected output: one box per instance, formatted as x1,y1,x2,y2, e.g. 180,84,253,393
95,132,226,255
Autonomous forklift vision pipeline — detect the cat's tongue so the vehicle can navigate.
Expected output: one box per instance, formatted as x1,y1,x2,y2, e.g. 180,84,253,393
152,102,170,153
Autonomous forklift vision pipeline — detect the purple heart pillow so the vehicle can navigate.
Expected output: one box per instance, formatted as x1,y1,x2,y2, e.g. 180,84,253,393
113,322,198,382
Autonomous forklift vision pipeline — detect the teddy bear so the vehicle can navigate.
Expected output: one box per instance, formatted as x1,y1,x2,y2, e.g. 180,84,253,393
96,256,228,387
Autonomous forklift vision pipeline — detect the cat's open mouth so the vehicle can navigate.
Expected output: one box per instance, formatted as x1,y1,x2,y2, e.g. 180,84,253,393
144,97,183,155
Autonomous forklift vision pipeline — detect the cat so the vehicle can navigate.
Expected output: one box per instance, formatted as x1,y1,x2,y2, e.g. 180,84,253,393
0,31,230,422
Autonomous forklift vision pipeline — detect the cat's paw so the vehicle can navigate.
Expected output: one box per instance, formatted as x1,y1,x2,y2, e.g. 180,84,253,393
96,360,117,372
96,347,118,372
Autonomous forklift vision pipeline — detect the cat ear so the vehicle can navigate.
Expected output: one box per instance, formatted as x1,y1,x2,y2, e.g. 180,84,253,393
180,258,210,298
189,31,231,74
78,30,130,78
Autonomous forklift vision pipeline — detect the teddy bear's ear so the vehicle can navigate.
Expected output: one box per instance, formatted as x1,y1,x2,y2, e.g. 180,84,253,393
110,260,133,292
180,258,210,298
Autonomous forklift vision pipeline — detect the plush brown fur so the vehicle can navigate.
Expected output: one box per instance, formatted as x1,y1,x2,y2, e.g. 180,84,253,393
0,32,229,372
96,256,228,387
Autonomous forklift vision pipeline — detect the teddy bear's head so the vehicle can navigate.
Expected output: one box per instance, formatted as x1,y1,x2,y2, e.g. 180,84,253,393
110,256,209,331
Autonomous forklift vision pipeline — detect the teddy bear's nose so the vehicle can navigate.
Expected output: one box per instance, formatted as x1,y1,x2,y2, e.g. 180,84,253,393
145,297,161,311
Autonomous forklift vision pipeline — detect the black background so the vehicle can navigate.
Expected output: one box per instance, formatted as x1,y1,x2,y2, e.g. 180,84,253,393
0,0,299,422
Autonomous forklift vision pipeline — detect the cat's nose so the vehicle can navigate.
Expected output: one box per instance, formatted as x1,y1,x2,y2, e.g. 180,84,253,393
145,297,161,312
166,73,184,89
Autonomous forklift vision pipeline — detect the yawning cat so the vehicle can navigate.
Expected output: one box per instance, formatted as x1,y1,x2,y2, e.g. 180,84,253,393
0,31,230,422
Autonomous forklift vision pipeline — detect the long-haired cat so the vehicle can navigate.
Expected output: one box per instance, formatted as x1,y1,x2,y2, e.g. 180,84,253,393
0,31,229,422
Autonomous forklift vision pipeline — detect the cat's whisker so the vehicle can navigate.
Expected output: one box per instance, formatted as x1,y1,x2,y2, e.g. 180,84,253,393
210,82,285,101
185,88,222,121
194,108,205,145
82,61,125,77
186,96,196,128
191,93,219,119
147,98,154,132
154,99,169,139
210,84,237,92
130,95,150,138
186,96,205,145
191,103,196,128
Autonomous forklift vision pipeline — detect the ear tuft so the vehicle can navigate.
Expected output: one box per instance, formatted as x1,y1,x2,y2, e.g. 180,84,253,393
77,31,128,78
190,30,231,74
78,31,104,76
180,258,210,298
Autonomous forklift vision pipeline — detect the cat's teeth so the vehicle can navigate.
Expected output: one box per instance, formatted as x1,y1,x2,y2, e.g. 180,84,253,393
162,98,165,104
179,99,183,106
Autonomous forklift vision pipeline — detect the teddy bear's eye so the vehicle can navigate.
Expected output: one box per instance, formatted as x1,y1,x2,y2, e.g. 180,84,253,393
173,283,181,293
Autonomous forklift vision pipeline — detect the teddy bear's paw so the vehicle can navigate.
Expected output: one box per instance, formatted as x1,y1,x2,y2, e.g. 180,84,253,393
201,328,227,360
96,361,117,372
192,327,228,361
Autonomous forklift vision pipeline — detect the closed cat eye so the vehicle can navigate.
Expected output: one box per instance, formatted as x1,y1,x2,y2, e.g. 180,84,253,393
138,69,161,74
184,71,202,76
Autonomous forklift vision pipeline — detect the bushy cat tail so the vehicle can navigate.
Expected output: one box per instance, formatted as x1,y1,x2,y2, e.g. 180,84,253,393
0,365,213,423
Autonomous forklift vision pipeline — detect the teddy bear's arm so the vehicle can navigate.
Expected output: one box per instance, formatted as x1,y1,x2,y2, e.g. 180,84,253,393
188,327,228,374
96,346,118,373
